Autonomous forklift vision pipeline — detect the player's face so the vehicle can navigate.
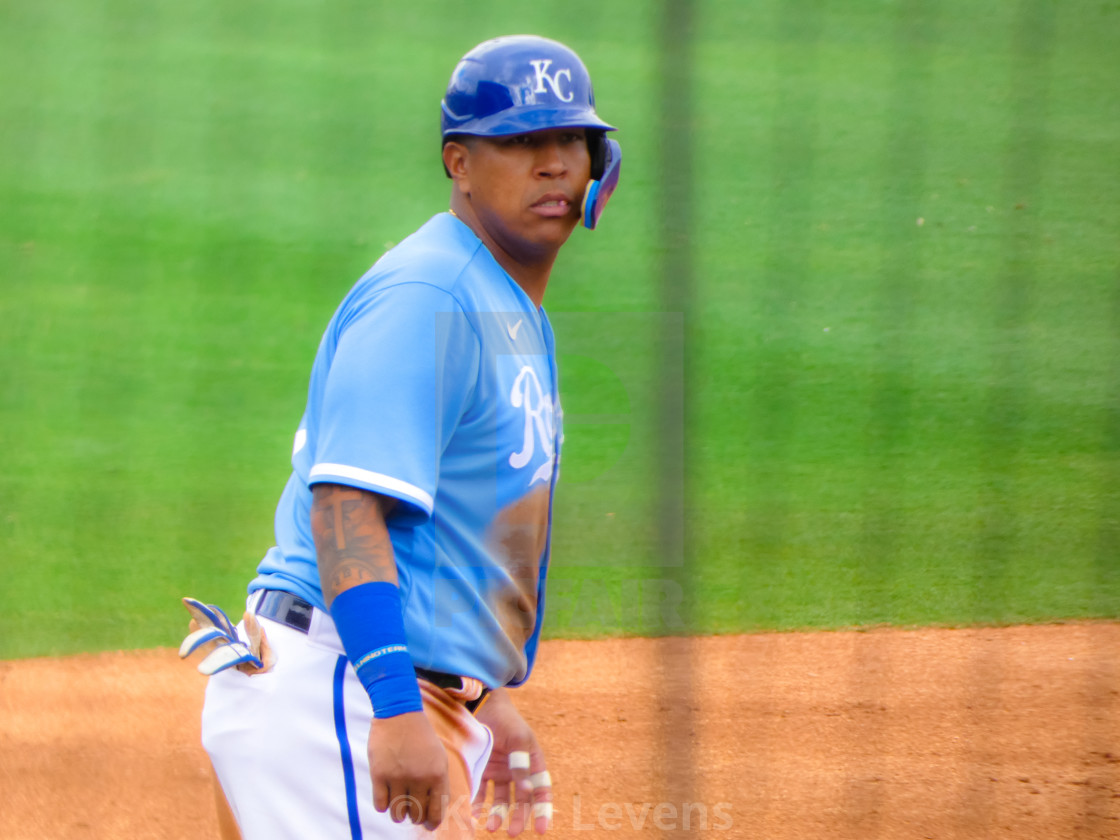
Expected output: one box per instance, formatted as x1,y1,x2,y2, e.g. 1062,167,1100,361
459,128,592,264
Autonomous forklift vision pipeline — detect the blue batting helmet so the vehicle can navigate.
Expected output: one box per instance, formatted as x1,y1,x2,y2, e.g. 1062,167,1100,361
441,35,616,138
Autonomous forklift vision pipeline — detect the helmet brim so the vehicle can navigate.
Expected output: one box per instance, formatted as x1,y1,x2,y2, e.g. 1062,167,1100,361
441,107,616,138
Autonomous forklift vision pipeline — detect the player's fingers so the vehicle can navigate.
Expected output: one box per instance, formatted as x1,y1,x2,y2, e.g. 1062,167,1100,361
422,779,448,831
487,778,512,832
472,777,493,825
236,611,275,674
242,611,261,651
406,790,426,828
529,770,554,835
403,795,421,826
486,802,509,833
509,801,530,836
472,777,490,807
372,780,390,815
257,623,276,671
425,766,451,830
507,750,534,837
386,783,419,825
509,750,532,802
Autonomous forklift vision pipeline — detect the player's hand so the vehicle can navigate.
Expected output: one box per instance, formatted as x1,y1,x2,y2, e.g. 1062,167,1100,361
179,597,275,675
368,711,450,831
473,688,553,835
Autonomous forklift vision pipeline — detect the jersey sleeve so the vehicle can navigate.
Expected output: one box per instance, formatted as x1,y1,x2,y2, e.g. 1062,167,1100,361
308,282,480,520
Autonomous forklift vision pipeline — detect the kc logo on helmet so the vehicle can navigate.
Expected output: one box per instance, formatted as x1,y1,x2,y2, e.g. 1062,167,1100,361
529,59,574,102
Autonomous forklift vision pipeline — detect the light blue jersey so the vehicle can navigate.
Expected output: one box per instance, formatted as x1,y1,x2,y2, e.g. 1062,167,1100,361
250,213,562,688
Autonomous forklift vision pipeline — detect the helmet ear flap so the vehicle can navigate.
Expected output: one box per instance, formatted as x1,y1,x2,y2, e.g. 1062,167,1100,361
587,130,608,180
581,136,621,230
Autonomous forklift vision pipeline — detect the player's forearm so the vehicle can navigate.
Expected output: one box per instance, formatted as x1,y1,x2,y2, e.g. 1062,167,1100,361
310,483,400,606
312,484,426,723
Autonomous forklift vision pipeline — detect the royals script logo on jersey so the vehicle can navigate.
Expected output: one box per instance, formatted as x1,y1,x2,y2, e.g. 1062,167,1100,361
508,365,557,486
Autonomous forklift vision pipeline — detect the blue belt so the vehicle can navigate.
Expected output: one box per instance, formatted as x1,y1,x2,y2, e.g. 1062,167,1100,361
255,589,490,714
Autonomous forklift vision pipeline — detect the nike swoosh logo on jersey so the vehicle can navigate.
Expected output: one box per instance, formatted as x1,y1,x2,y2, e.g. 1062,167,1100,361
507,319,523,341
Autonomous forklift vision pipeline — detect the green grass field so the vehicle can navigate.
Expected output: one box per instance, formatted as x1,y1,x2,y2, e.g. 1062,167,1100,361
2,1,1118,658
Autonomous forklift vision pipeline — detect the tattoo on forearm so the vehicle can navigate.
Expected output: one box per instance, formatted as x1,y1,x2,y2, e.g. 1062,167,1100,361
311,485,398,601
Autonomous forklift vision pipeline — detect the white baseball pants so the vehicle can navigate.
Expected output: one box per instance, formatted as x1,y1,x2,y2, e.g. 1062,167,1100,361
201,595,493,840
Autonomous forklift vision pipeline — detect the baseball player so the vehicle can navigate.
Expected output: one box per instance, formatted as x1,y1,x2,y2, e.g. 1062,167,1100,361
180,35,620,839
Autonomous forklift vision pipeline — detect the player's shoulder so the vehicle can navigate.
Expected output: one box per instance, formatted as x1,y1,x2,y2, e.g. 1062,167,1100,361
329,213,524,341
360,213,503,301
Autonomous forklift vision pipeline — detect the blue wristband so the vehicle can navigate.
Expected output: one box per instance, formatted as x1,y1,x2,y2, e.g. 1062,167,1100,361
330,582,424,719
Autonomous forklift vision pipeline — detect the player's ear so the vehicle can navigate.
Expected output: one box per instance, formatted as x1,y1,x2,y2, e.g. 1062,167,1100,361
442,140,472,194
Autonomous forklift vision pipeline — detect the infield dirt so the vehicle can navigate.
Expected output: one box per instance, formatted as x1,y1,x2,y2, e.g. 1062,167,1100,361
2,624,1118,839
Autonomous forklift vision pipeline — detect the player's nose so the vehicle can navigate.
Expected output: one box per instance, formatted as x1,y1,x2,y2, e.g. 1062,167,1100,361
532,139,568,178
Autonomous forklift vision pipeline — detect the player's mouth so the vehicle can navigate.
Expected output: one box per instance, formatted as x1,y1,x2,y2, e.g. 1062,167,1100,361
530,192,575,218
